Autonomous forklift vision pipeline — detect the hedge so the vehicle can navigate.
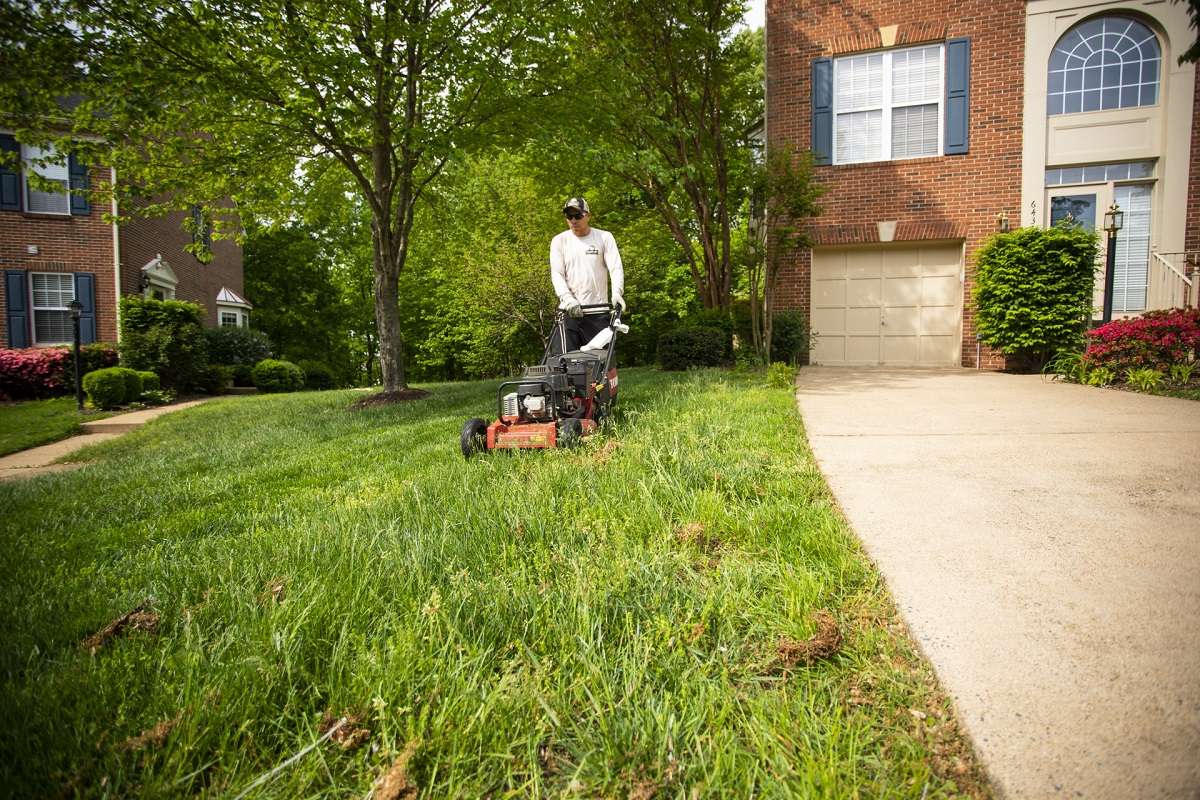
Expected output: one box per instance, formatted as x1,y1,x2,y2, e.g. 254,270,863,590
0,343,119,400
657,327,726,371
119,296,208,391
82,367,142,409
1084,308,1200,373
204,327,272,366
252,359,305,393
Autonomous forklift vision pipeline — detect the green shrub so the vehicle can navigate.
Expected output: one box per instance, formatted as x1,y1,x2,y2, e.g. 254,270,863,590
1170,362,1195,385
120,368,143,402
196,365,233,395
230,363,255,387
137,371,160,393
204,326,272,366
657,327,725,371
685,308,734,357
119,296,208,391
771,310,814,365
82,367,135,409
766,362,795,388
1085,366,1116,387
252,359,305,393
1125,367,1164,392
62,343,120,392
139,389,174,406
1046,349,1087,383
296,359,334,390
973,224,1098,369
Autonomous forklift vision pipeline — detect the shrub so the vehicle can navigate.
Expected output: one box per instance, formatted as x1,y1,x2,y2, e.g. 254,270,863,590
766,362,795,388
230,363,255,387
82,367,141,409
297,359,334,390
204,326,272,366
1084,308,1200,374
771,310,814,365
1125,367,1164,392
973,224,1098,368
119,296,208,391
139,389,175,406
657,327,725,371
0,343,120,400
1085,366,1115,387
252,359,305,393
137,371,160,393
1170,362,1195,385
196,365,233,395
62,343,120,392
1045,349,1087,384
685,308,734,357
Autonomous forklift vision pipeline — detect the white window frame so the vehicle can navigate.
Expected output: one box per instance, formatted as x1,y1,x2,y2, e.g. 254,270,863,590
21,144,70,216
217,307,249,328
144,280,175,301
833,44,945,165
30,272,75,345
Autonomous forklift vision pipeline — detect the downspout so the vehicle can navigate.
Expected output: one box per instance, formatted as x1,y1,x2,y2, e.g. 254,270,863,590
110,167,121,343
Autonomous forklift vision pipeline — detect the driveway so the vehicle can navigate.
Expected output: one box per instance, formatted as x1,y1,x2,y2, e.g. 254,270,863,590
795,368,1200,799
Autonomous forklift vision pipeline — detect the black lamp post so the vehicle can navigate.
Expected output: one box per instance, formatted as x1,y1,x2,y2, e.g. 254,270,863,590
1101,203,1124,324
68,299,84,410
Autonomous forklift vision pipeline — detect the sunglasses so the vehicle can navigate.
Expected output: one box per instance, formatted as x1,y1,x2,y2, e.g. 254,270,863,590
564,211,585,220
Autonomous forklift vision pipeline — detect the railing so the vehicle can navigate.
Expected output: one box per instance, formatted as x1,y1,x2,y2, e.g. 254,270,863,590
1147,251,1199,311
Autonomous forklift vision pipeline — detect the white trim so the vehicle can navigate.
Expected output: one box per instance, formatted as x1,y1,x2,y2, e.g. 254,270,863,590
30,272,75,346
21,143,70,216
112,167,121,342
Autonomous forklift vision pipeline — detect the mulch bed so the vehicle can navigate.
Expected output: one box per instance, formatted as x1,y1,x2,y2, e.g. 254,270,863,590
349,389,431,410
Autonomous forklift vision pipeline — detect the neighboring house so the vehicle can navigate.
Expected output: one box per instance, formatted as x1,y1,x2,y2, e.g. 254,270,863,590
0,132,249,350
766,0,1199,368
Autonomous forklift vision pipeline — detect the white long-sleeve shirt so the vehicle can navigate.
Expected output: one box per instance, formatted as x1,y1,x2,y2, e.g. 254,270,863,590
549,227,623,308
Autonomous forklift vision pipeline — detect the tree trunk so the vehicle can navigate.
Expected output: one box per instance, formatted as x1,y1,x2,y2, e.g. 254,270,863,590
371,219,407,392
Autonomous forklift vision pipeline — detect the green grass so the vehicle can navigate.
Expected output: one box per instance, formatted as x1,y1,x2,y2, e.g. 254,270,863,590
0,397,114,457
0,369,987,798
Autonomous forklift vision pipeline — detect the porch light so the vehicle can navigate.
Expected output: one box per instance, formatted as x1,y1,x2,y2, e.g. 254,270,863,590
1103,204,1123,233
995,211,1010,233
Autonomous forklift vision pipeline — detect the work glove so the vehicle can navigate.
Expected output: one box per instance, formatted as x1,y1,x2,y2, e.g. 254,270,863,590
612,295,626,315
563,299,584,318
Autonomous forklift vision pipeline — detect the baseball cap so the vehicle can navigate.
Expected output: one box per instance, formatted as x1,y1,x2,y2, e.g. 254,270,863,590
562,197,590,214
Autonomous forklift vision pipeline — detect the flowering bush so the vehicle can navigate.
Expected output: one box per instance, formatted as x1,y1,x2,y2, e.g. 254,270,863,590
0,344,119,400
1084,308,1200,373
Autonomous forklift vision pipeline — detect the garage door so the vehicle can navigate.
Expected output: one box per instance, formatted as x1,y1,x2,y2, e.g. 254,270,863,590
810,244,963,366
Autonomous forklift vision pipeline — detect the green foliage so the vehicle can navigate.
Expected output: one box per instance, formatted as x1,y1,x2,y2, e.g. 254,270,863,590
1086,366,1116,386
765,362,795,389
136,371,160,394
1125,367,1164,392
972,225,1098,368
82,367,137,409
1046,349,1087,383
0,397,113,457
138,388,175,406
771,310,814,366
657,327,726,370
230,364,255,387
62,343,120,392
118,296,208,391
203,326,273,367
296,360,335,390
686,309,734,358
252,359,305,393
1170,362,1196,385
196,365,233,395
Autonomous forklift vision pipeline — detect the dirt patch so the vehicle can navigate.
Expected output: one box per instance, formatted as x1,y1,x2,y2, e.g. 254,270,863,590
628,778,660,800
776,609,842,669
674,522,721,553
349,389,431,410
120,711,183,752
260,578,287,604
538,740,571,777
594,439,620,464
82,604,160,654
374,738,421,800
319,710,371,751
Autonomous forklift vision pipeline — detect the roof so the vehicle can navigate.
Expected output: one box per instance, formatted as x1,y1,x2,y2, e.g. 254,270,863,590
216,286,251,309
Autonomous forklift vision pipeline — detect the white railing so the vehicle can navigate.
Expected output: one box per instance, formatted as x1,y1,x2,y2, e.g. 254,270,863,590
1147,251,1199,311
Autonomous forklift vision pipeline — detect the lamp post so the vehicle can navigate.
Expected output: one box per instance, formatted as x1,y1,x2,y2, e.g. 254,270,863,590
68,299,84,410
1101,203,1124,324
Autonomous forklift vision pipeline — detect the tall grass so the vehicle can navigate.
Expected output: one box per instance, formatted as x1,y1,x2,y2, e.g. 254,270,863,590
0,368,986,798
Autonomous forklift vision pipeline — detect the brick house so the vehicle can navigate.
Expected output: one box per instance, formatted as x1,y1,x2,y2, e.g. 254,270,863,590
766,0,1199,367
0,132,249,350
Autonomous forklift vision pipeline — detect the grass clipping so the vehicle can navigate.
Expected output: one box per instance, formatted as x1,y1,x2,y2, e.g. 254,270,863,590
374,739,421,800
776,610,843,670
82,604,160,654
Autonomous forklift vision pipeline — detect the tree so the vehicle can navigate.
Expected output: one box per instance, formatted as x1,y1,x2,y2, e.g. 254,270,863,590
566,4,763,310
2,0,564,394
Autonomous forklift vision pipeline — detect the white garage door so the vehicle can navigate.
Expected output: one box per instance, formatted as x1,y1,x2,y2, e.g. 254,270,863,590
811,244,963,366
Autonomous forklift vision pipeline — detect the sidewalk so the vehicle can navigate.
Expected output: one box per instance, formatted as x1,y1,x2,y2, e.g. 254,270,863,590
0,399,210,481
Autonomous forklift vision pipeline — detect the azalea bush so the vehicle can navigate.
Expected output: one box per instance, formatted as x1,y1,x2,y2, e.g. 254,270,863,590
1084,308,1200,373
0,344,118,400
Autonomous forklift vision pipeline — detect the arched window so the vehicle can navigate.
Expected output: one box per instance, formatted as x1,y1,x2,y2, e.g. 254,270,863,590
1048,16,1160,115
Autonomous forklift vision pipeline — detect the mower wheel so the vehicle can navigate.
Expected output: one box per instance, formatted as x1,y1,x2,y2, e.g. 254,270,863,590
558,417,583,448
460,418,489,458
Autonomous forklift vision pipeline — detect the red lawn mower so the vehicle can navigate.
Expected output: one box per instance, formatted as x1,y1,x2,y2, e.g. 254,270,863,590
460,304,628,457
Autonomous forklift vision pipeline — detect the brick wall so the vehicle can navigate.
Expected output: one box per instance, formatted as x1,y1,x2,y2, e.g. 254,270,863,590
0,165,116,346
767,0,1026,368
119,206,244,327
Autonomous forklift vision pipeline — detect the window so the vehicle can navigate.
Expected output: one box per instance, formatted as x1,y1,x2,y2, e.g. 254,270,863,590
31,273,74,344
1048,16,1160,116
834,44,943,164
21,144,69,215
1045,160,1154,186
220,311,239,327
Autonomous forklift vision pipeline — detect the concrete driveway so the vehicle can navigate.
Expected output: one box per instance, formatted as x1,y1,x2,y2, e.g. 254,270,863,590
795,368,1200,799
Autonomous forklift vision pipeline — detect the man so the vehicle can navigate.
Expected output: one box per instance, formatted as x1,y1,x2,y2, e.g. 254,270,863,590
549,196,625,352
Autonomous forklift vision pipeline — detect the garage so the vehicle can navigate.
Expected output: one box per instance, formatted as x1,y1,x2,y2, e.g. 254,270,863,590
810,243,964,367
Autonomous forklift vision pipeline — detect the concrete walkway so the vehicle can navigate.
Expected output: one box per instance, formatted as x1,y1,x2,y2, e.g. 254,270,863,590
0,399,209,481
795,368,1200,800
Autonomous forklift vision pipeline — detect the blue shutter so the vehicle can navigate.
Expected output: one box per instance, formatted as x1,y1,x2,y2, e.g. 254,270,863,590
0,135,20,212
811,58,833,165
74,273,96,344
68,152,90,215
5,270,30,348
944,37,971,155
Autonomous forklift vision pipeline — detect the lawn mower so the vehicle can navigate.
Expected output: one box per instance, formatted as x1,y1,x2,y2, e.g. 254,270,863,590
460,304,628,457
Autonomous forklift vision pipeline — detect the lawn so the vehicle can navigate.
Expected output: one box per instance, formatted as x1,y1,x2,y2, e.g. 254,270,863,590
0,396,114,457
0,368,987,798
